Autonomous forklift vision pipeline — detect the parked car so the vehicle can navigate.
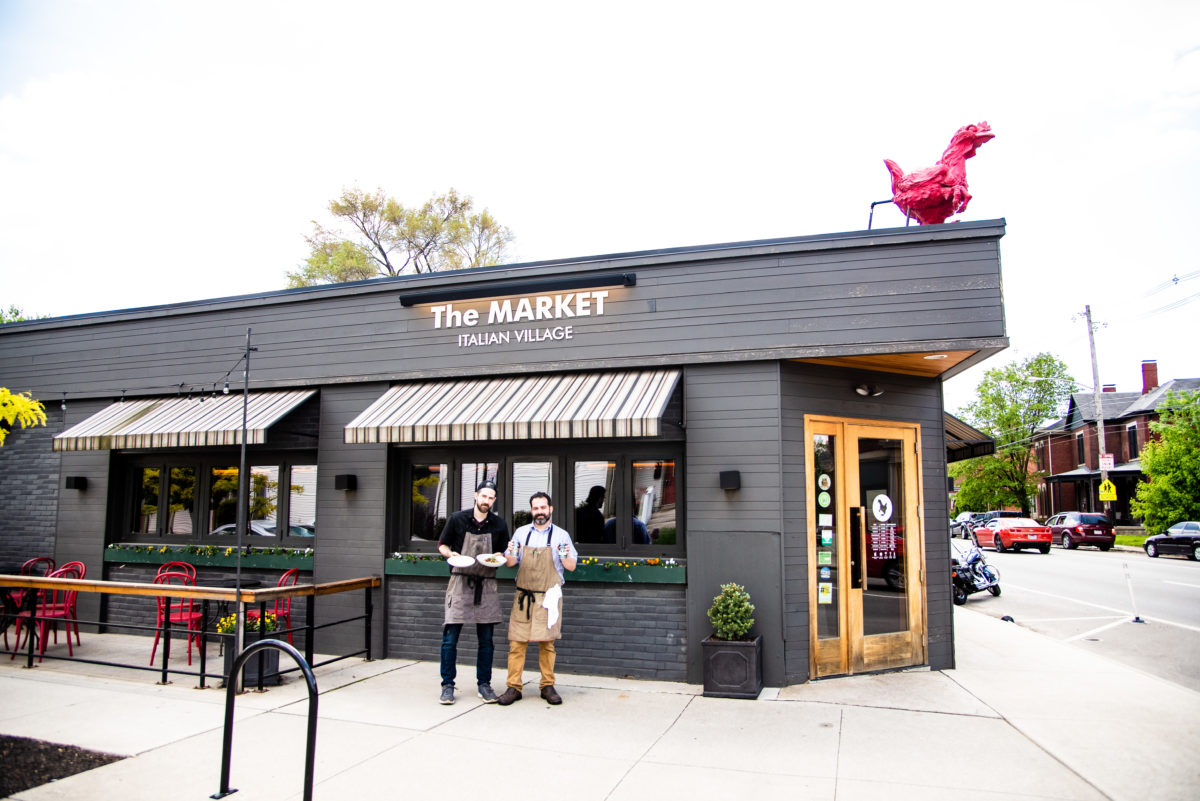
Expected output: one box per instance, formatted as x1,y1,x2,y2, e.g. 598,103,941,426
973,517,1052,554
1143,521,1200,560
207,521,276,538
1046,512,1115,551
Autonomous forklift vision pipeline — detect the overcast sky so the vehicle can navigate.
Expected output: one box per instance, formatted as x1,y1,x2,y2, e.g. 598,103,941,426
2,0,1197,414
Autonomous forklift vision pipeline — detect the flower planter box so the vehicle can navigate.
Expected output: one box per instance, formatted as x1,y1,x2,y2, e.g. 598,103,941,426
384,559,686,584
701,635,763,699
105,549,313,571
223,642,282,687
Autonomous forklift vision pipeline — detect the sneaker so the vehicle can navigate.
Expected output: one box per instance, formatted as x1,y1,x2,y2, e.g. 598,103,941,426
439,685,455,705
477,683,498,703
496,687,522,706
540,685,562,705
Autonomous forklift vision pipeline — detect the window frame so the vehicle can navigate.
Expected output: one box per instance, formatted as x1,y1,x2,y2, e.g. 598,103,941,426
1126,422,1139,460
116,449,319,547
391,442,685,557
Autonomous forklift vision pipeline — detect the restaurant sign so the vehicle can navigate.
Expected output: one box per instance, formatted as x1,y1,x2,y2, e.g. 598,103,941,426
429,290,611,348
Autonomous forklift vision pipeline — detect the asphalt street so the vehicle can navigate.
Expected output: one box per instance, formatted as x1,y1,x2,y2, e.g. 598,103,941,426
957,545,1200,691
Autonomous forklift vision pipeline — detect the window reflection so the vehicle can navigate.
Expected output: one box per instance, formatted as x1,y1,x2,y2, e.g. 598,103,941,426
250,465,280,527
411,463,448,541
512,462,552,530
137,467,161,534
167,467,195,535
460,462,499,515
209,466,239,530
574,461,615,543
629,459,676,546
288,465,317,538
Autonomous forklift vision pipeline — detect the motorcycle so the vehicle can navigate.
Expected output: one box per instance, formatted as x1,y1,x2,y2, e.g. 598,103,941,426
951,536,1001,605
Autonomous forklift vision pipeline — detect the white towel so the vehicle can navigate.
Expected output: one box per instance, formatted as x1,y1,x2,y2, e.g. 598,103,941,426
542,583,562,628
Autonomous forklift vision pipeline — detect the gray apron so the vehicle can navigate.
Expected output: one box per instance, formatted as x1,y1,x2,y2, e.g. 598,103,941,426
507,528,563,642
444,528,502,624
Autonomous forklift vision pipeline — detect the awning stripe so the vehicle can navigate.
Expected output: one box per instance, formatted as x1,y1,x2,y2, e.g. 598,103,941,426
345,370,681,444
53,390,317,451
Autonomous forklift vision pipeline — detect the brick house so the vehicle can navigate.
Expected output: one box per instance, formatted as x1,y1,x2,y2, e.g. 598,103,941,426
1033,360,1200,525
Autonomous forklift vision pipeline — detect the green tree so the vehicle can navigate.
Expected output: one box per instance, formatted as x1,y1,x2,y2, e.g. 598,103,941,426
1131,389,1200,533
1,305,48,324
0,388,47,446
286,187,514,287
950,353,1076,516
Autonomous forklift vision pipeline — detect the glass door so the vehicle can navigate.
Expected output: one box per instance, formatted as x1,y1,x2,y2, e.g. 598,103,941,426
808,417,926,678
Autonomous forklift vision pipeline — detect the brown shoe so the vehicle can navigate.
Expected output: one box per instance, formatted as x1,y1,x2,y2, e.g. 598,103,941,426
496,687,522,706
540,685,562,705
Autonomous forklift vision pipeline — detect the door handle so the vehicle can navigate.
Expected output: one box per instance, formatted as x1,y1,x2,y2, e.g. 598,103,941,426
850,506,865,589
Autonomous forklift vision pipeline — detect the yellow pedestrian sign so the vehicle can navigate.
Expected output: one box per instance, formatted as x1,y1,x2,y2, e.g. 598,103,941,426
1099,479,1117,501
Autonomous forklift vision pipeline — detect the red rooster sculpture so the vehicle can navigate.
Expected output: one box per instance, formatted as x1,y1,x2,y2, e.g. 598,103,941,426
884,122,994,225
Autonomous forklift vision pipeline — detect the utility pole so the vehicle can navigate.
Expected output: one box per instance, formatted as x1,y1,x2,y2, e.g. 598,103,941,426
1083,305,1111,519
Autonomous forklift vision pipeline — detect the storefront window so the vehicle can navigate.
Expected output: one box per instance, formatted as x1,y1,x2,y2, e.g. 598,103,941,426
631,459,677,546
512,461,552,529
573,461,615,544
166,467,195,535
288,465,318,538
118,453,316,544
209,466,240,531
411,463,448,542
396,452,682,555
460,462,499,515
136,467,161,534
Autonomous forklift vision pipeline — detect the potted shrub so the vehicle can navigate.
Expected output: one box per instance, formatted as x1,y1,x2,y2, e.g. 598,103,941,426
701,582,762,698
218,612,281,687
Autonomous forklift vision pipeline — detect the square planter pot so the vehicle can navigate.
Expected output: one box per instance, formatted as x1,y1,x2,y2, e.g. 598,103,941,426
701,635,763,699
223,643,282,687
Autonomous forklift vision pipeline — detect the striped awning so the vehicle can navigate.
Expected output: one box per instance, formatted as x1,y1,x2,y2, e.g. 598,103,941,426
53,390,317,451
345,369,681,444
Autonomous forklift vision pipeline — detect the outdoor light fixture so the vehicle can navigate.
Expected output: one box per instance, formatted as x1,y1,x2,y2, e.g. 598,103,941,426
334,474,357,491
719,470,741,491
398,272,636,307
923,354,948,360
854,384,884,397
64,476,88,490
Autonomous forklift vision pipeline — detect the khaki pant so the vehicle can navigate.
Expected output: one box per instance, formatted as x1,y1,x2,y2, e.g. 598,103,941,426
506,640,556,690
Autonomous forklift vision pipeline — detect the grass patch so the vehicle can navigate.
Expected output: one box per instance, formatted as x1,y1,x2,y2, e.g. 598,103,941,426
1115,534,1147,547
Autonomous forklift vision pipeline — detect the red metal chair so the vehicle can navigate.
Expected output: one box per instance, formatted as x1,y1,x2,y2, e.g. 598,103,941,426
149,571,204,665
157,561,196,580
10,565,81,662
246,568,300,645
4,557,56,651
55,561,86,647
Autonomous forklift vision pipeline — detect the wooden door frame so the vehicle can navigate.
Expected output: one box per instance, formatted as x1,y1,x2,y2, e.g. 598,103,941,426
805,415,928,679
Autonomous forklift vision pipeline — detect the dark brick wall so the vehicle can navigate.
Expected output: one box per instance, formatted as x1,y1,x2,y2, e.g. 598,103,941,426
0,406,62,567
103,563,310,650
386,576,688,681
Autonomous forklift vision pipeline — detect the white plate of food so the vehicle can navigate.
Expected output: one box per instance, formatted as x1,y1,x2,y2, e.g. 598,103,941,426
476,553,506,567
447,555,475,568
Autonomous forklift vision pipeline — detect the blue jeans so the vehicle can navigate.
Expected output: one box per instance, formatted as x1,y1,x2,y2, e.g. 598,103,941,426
440,623,495,687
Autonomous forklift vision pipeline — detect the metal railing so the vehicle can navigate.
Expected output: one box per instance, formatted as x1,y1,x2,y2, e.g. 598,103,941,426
0,574,380,689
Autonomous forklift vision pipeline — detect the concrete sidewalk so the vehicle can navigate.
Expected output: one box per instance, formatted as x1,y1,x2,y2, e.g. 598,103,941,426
1,608,1197,800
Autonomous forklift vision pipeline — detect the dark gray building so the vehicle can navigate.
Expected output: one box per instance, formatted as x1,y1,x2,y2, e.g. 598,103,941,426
0,219,1007,685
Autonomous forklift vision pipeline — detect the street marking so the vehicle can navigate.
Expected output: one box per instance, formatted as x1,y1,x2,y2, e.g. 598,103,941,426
1064,618,1131,642
1002,582,1200,634
1164,580,1200,589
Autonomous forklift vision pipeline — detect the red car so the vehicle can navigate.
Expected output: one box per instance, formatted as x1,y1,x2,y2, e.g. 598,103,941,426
973,517,1052,554
1046,512,1115,551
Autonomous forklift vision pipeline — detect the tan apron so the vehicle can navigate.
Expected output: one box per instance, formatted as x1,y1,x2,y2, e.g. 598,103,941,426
507,529,562,642
444,529,501,625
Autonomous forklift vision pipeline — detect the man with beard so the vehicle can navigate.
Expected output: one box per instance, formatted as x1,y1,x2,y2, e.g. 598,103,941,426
497,491,577,706
436,479,510,705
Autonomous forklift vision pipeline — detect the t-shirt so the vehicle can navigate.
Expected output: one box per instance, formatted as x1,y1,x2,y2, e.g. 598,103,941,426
438,508,510,555
511,523,577,582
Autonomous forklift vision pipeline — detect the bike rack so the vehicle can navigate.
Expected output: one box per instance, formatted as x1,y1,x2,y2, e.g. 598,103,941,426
212,639,318,800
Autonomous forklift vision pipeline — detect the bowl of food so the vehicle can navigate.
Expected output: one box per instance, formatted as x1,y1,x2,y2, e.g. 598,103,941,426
476,554,506,567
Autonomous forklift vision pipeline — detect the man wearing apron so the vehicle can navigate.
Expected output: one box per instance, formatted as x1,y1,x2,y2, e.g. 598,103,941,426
497,491,577,706
437,479,510,705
